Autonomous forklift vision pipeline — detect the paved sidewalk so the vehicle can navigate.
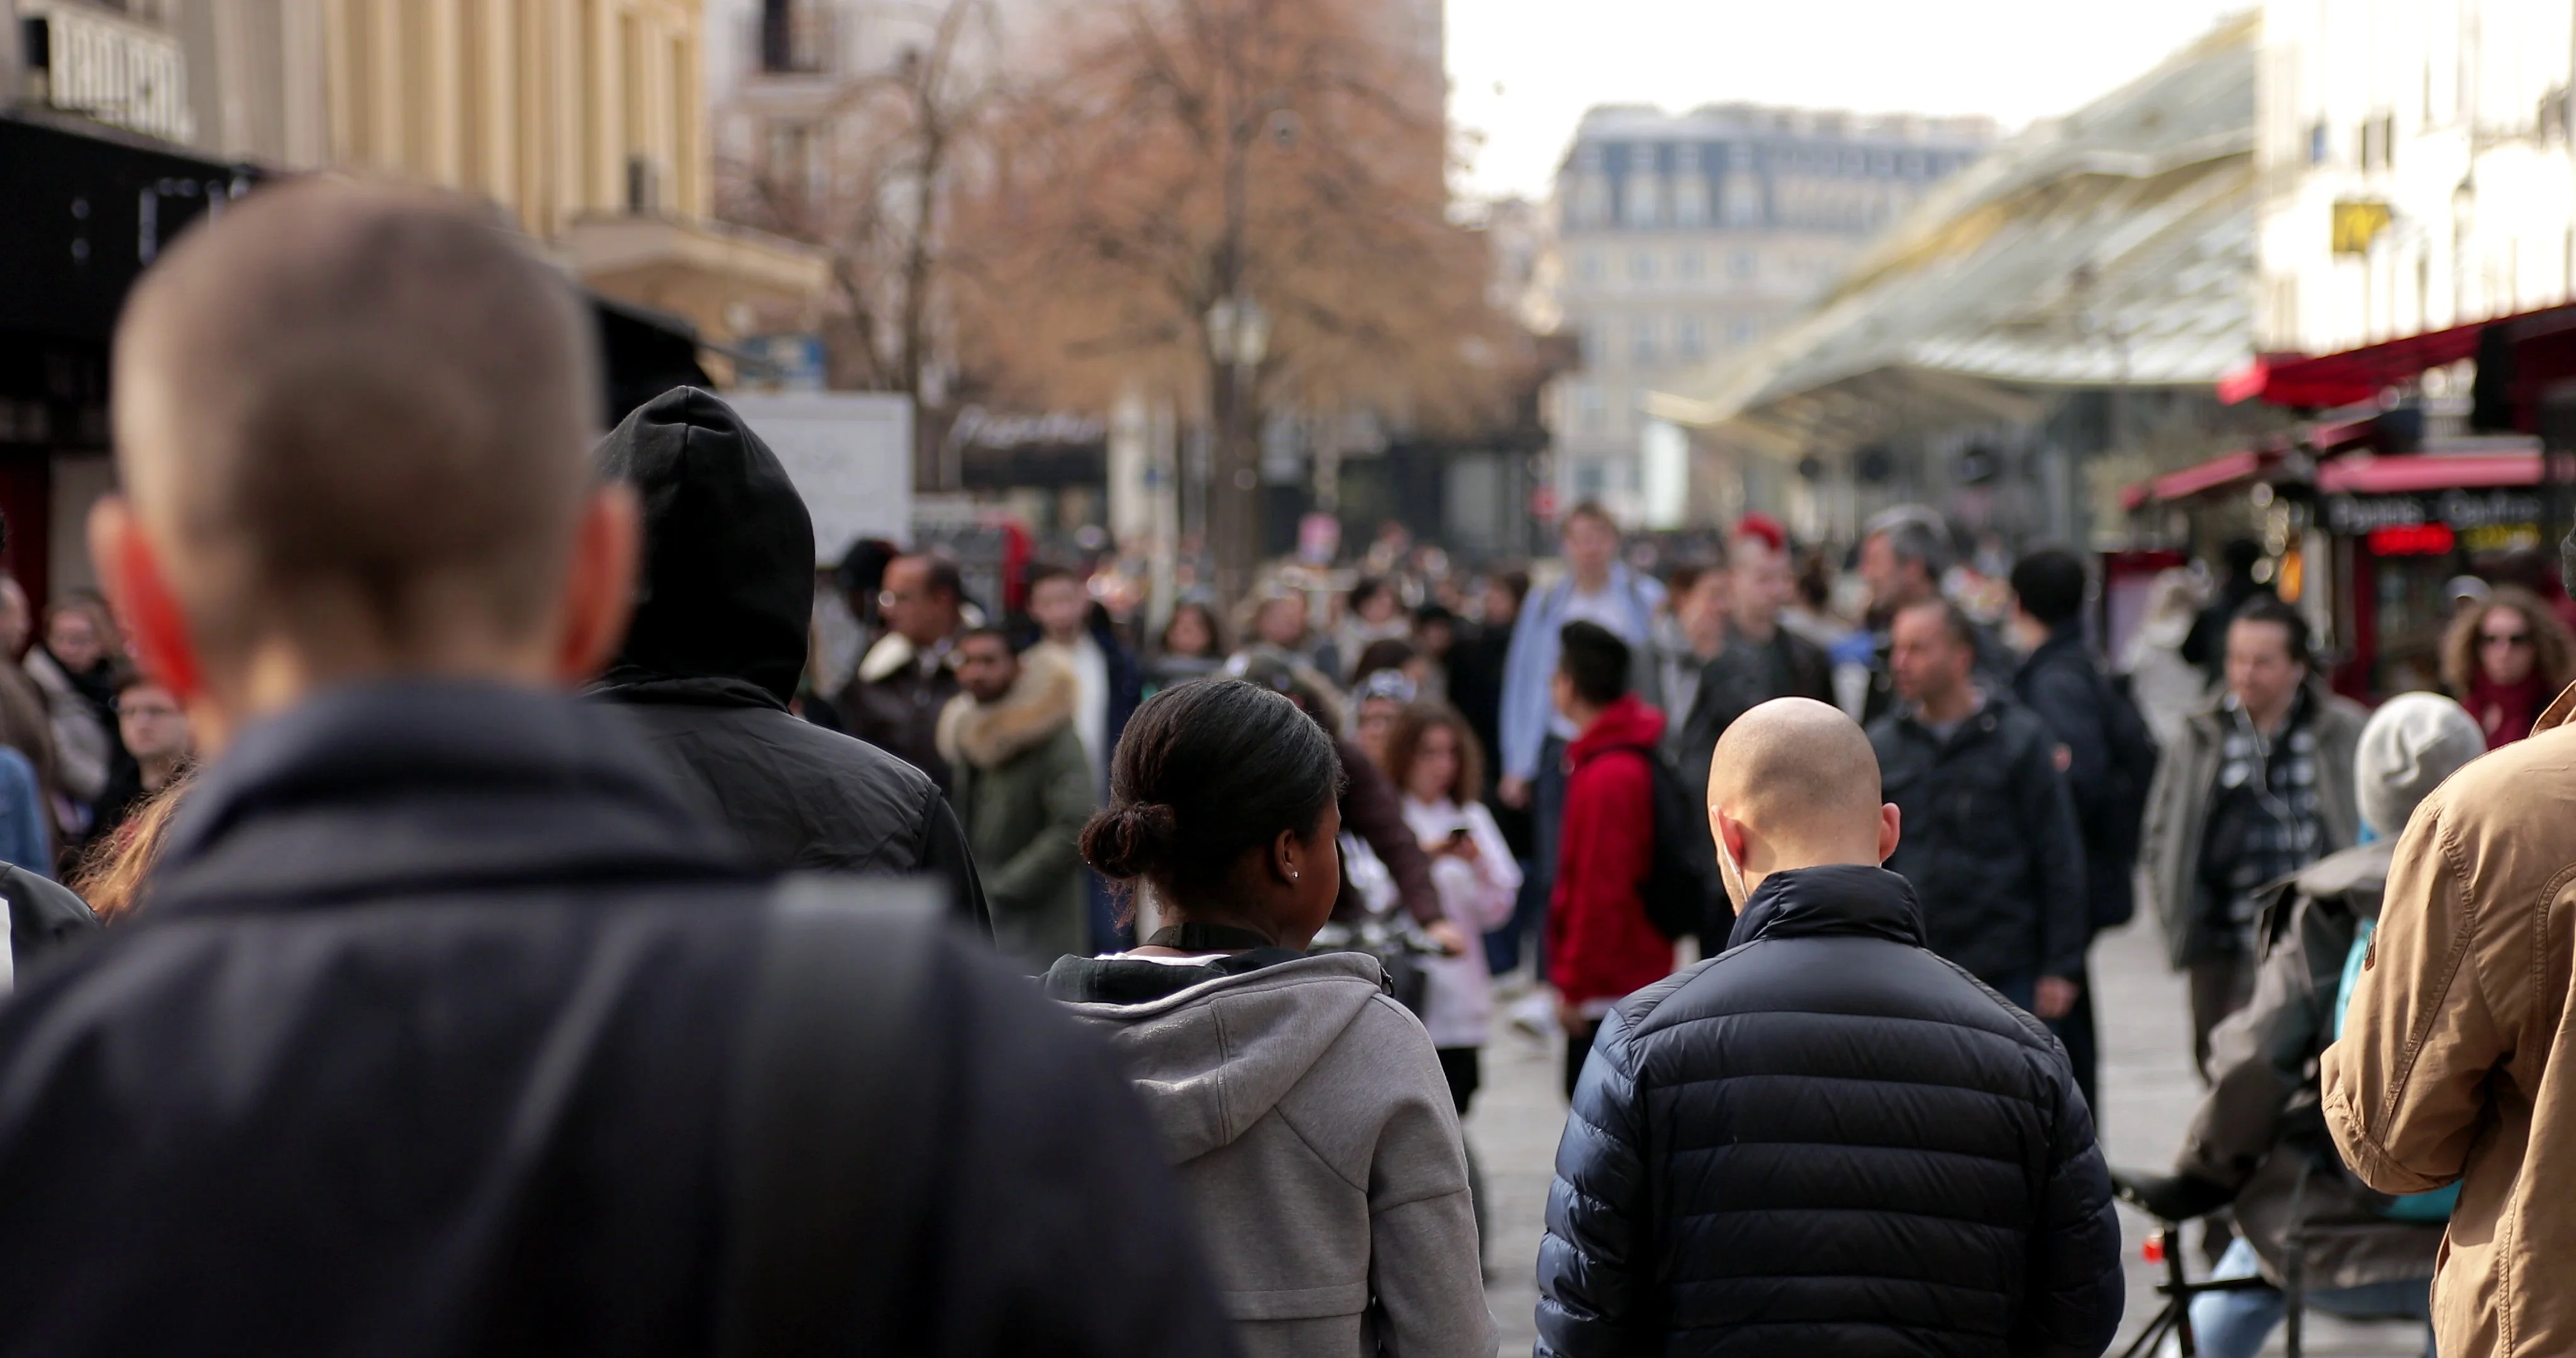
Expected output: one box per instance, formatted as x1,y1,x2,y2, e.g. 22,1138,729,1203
1469,919,2428,1356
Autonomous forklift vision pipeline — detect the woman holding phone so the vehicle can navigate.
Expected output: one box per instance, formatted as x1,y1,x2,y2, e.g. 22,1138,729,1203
1382,702,1521,1117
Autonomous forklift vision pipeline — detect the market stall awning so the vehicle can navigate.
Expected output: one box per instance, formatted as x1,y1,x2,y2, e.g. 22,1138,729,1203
2221,304,2576,407
2316,451,2541,494
2121,446,2284,510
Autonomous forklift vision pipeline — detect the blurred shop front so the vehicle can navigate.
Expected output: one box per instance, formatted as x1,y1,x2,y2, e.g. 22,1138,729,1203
2128,302,2576,700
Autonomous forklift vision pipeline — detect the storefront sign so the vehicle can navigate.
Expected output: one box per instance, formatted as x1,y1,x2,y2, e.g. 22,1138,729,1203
2323,489,2543,537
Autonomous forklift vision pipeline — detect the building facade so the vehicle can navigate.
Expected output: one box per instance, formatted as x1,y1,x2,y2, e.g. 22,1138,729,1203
1546,104,1991,524
2255,0,2576,355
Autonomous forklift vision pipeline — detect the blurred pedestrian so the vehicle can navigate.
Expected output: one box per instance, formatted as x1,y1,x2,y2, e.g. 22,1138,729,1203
2182,538,2275,687
841,553,972,793
1231,654,1457,952
0,180,1231,1354
1498,506,1663,988
1538,698,2123,1357
1544,622,1675,1098
1350,668,1416,768
1448,570,1525,795
2146,595,2364,1077
2440,583,2575,748
85,673,190,849
1026,563,1140,787
1385,704,1519,1115
0,577,60,837
2328,663,2576,1357
1870,599,2088,1024
1672,517,1838,805
1148,599,1228,695
2125,693,2479,1358
1241,587,1323,671
23,592,121,817
2122,568,2210,748
1650,563,1729,754
1857,506,2011,723
1409,602,1459,700
589,388,988,931
2009,547,2162,1110
1047,679,1496,1358
940,629,1096,973
1319,575,1410,683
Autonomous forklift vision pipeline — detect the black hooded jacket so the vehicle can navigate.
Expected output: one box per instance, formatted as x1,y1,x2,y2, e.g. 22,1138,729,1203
0,680,1234,1354
593,388,986,934
1536,864,2122,1358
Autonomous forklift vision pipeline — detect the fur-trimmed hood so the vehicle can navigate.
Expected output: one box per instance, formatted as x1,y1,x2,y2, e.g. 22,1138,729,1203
937,643,1079,771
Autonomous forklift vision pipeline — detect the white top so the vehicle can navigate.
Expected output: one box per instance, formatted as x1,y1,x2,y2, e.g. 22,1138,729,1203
1065,631,1111,783
1399,796,1523,1049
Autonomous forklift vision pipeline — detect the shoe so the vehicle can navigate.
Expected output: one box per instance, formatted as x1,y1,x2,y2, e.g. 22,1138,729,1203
1509,991,1557,1039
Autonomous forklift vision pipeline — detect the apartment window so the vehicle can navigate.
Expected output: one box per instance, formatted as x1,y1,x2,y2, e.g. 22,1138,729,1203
1575,384,1608,434
1632,318,1658,363
1731,250,1756,279
2308,120,2329,165
1574,457,1609,499
1677,317,1706,358
1672,175,1709,227
1629,250,1657,284
1576,250,1605,284
769,121,819,200
1731,317,1757,343
1624,172,1662,227
1677,250,1704,281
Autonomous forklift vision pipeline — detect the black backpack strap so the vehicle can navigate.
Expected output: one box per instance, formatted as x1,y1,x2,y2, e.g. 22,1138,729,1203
717,875,943,1358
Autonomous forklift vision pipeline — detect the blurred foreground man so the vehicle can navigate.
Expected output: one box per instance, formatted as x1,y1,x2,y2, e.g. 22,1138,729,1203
1537,698,2121,1355
2326,636,2576,1353
0,182,1232,1355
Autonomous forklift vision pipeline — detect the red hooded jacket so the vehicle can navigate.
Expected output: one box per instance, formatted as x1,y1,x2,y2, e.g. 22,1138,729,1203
1546,694,1676,1013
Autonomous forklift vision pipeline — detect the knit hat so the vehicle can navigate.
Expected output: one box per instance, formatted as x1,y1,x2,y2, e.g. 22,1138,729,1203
2356,692,2486,838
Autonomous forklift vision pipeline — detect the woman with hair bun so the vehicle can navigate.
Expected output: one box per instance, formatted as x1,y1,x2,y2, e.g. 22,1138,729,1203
1043,678,1495,1358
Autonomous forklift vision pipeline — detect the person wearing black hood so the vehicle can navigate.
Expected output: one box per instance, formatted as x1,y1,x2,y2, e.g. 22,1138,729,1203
592,387,989,935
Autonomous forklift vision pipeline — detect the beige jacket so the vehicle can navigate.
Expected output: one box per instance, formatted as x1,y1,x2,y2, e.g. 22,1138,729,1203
2323,684,2576,1357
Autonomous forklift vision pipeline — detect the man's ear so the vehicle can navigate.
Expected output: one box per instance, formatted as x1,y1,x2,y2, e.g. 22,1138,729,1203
1877,803,1902,864
1713,807,1750,865
554,483,641,685
89,495,201,702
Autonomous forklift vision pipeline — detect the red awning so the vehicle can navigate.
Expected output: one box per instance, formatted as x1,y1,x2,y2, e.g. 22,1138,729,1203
2121,448,2280,511
2222,304,2576,407
2316,452,2541,494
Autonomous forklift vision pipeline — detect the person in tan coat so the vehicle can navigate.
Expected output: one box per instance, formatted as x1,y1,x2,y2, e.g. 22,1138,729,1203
2324,679,2576,1357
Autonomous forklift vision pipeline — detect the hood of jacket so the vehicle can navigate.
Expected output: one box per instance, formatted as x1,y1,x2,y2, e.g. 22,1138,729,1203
936,643,1078,770
1567,693,1667,765
2287,839,2394,916
594,387,814,709
1726,863,1928,951
1052,951,1391,1162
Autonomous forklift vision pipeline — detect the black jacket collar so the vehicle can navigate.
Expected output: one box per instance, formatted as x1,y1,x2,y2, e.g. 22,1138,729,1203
1726,864,1928,951
152,680,748,917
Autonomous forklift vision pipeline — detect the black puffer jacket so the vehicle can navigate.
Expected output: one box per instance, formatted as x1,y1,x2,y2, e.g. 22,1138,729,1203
1869,695,2088,984
1536,864,2122,1358
592,387,987,935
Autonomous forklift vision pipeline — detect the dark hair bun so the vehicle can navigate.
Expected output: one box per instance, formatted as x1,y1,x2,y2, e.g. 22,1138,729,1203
1080,800,1178,879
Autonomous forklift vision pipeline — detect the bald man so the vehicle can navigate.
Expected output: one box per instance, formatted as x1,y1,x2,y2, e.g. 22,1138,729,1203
0,181,1232,1355
1537,698,2123,1357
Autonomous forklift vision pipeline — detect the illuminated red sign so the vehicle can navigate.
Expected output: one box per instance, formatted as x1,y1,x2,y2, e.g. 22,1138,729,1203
2365,522,2456,556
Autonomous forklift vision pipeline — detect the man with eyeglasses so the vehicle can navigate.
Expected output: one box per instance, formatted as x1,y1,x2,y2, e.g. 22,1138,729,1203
842,553,974,795
85,674,192,846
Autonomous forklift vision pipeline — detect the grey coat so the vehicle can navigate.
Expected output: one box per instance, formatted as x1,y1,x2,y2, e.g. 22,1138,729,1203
2140,685,2363,969
1057,952,1496,1358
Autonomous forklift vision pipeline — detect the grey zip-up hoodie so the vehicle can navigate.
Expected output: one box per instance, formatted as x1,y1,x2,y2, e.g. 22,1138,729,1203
1051,951,1497,1358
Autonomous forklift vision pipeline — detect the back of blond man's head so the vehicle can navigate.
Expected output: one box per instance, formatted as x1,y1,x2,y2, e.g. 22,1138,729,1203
111,179,599,675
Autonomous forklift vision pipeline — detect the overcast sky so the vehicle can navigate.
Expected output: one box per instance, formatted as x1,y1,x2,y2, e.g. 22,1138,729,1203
1446,0,2251,200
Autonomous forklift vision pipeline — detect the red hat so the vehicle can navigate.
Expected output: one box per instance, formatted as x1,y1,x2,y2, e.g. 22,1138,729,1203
1733,513,1787,553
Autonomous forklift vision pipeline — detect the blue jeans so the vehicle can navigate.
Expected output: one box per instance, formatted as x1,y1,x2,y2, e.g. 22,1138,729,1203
2189,1237,2432,1358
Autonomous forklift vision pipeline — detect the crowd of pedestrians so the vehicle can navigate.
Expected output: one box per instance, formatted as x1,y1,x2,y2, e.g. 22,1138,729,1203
0,175,2570,1358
